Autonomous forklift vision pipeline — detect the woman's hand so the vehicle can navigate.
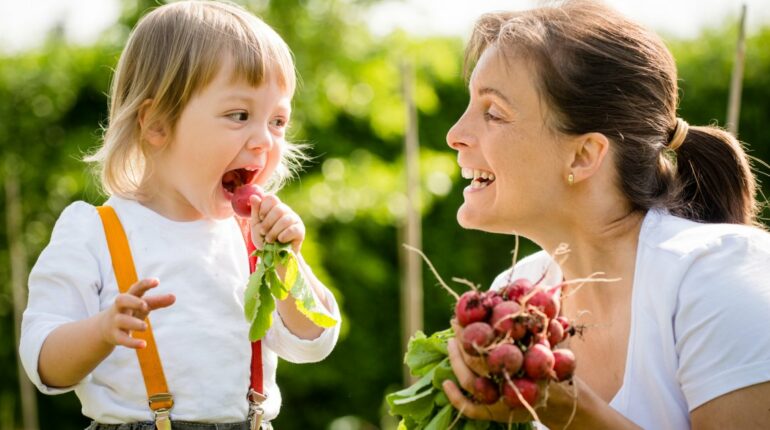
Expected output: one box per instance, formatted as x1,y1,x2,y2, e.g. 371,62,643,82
445,320,581,426
99,278,175,349
249,193,305,253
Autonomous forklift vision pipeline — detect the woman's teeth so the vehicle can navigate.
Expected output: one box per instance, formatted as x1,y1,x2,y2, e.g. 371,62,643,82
461,167,496,189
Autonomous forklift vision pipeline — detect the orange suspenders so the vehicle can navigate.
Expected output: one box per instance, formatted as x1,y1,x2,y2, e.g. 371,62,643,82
96,206,173,430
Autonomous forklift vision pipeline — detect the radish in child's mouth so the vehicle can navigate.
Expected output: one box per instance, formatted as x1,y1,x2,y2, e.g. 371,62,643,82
222,167,259,195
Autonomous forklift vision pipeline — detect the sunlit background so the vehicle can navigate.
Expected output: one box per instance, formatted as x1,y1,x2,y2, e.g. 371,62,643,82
1,1,769,429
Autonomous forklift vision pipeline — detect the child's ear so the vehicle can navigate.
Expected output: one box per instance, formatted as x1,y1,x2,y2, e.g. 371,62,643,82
567,132,610,184
138,99,168,147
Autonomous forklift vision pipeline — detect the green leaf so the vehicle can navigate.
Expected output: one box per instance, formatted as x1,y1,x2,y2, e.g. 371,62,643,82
290,270,337,328
268,268,288,300
243,264,266,323
248,282,276,341
244,241,337,341
424,404,453,430
405,330,451,377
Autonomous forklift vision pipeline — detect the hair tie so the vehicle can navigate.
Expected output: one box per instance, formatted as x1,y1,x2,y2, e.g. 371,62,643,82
667,118,689,151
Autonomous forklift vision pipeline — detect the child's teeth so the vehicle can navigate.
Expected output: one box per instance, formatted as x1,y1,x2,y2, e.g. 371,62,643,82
461,168,474,179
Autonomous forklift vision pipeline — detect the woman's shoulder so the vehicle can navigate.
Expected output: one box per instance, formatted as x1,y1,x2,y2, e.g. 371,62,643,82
490,250,562,291
642,209,770,259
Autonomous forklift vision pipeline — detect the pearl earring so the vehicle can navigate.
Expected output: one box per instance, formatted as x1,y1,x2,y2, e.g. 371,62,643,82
567,173,574,185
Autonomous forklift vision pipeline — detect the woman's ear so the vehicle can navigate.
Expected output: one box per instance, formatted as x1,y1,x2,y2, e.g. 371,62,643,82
568,132,610,184
138,99,168,147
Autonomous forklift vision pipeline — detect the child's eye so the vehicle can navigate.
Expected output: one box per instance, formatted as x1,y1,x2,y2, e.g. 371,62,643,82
227,112,249,122
270,117,288,128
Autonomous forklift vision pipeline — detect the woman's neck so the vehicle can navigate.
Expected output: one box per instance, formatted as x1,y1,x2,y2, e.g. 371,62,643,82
534,205,645,295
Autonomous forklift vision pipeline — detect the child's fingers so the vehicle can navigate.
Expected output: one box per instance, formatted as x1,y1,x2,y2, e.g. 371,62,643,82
126,278,160,298
265,213,302,243
114,293,148,315
447,338,477,393
114,313,147,332
275,223,305,251
249,194,263,227
143,294,176,311
113,330,146,349
256,194,279,224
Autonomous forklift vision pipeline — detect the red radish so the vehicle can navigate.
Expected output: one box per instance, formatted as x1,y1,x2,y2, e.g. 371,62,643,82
556,315,570,331
490,301,523,338
461,322,494,356
502,377,539,408
523,343,555,380
231,184,264,218
501,278,533,302
525,288,560,320
472,376,500,404
487,343,523,375
455,291,489,327
552,349,577,381
547,319,565,347
481,290,504,311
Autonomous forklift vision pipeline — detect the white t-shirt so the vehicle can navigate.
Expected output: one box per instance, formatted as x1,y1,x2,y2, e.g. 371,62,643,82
490,209,770,429
19,196,341,423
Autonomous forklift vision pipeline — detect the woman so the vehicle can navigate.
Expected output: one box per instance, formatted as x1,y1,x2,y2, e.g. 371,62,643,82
442,1,770,428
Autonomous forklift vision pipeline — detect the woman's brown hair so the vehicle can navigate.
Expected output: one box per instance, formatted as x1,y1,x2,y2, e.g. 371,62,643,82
466,0,759,225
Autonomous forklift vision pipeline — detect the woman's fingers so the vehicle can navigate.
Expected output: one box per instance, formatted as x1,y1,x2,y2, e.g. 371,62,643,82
447,338,477,392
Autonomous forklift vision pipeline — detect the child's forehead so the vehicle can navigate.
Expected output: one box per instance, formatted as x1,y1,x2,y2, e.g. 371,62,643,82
208,54,294,95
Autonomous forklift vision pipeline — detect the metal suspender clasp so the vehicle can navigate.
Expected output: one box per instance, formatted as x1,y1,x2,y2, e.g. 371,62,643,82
247,389,267,430
149,393,174,430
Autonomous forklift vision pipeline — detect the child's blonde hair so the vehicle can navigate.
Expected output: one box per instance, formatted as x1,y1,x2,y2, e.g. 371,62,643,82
87,0,304,197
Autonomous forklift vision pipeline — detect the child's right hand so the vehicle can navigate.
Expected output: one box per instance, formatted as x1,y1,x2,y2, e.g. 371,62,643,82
99,278,175,349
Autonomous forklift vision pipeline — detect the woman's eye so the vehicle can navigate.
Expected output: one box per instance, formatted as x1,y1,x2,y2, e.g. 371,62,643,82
227,112,249,122
484,111,502,122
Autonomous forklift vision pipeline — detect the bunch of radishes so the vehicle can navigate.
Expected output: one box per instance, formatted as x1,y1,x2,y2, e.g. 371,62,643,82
454,277,577,412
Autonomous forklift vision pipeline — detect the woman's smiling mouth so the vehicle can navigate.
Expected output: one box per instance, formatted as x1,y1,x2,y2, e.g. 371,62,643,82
461,167,496,190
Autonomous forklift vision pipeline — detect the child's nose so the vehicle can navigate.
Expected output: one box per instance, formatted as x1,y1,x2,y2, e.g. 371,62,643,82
246,125,272,151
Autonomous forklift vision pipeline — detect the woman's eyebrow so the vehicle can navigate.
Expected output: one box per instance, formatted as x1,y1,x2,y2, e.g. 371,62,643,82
477,87,514,107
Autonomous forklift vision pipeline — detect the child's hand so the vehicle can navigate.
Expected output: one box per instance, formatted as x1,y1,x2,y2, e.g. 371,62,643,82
99,278,175,349
249,193,305,253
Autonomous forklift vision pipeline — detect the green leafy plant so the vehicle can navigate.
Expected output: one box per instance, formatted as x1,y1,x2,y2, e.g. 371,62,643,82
387,329,534,430
244,242,337,341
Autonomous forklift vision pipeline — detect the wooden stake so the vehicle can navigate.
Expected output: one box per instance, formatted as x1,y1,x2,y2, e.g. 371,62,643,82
726,4,747,136
399,61,424,385
5,157,39,430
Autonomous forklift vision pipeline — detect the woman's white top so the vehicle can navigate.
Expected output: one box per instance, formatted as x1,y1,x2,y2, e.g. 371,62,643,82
20,196,341,423
491,209,770,429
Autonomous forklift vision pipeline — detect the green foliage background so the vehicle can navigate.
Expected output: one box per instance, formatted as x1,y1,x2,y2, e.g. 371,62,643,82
1,1,768,429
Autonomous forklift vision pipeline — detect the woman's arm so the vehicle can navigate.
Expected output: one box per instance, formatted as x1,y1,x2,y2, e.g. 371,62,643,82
690,382,770,429
442,338,641,429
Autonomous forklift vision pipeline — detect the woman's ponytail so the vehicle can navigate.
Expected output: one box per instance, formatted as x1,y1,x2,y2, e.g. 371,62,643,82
670,126,759,225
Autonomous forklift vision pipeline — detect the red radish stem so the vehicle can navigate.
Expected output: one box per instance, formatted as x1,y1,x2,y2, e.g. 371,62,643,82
403,244,459,301
451,277,480,291
505,234,521,285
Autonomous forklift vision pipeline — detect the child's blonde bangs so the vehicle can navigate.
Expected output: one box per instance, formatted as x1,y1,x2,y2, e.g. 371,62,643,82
88,1,299,198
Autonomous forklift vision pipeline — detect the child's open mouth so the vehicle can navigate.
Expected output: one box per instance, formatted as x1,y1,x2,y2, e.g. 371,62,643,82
461,167,496,189
222,168,259,195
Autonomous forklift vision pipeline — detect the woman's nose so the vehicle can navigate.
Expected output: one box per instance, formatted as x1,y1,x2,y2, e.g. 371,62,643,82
446,112,472,151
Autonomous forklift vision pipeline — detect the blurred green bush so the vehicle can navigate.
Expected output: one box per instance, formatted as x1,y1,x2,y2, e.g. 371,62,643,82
1,1,768,429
